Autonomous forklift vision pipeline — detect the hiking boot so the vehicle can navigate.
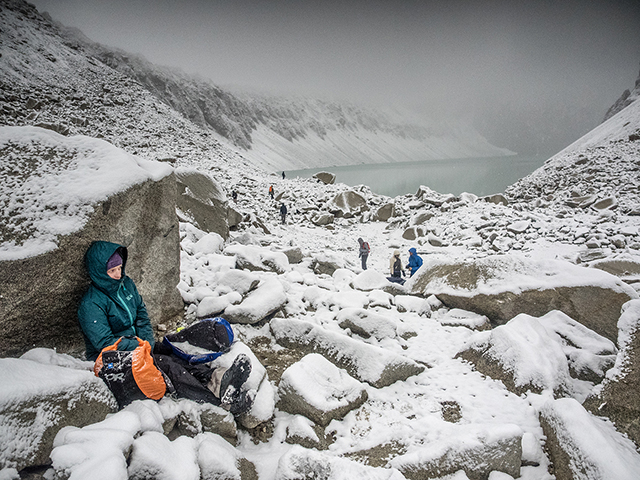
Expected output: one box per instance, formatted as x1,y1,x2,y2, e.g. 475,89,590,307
228,389,256,415
219,353,251,406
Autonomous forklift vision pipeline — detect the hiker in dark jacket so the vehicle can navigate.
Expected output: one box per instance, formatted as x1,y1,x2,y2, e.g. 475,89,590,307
406,247,423,277
78,241,253,413
387,250,405,284
358,238,370,270
280,203,288,224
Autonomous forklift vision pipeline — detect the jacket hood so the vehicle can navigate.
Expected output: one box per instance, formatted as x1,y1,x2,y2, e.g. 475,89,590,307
409,247,417,254
85,241,128,293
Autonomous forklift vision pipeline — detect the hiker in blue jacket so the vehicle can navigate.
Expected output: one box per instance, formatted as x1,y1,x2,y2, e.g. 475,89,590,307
406,247,423,277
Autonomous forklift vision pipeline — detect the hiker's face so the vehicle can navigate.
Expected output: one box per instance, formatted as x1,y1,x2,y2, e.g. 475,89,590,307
107,265,122,280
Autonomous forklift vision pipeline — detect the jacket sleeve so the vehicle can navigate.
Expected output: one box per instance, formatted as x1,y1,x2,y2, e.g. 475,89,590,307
130,280,155,349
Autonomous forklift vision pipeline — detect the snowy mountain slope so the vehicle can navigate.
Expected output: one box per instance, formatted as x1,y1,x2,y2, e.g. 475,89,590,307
49,11,512,171
506,78,640,216
0,0,247,172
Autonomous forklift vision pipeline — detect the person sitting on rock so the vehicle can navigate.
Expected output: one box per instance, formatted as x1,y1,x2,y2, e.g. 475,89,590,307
78,241,253,413
387,250,405,284
406,247,423,277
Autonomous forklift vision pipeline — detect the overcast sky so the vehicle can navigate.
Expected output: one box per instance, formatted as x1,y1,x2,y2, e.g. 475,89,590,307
31,0,640,122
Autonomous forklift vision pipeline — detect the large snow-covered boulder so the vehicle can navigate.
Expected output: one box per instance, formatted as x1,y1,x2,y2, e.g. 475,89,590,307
389,423,523,480
327,190,368,217
312,171,336,185
277,354,368,426
270,318,424,388
456,313,574,397
540,397,640,480
584,299,640,448
224,278,287,324
0,127,182,356
175,167,230,240
0,357,117,471
406,254,638,342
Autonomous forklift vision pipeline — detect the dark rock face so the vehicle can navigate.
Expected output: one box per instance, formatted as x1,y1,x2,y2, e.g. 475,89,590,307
175,169,230,239
0,175,183,357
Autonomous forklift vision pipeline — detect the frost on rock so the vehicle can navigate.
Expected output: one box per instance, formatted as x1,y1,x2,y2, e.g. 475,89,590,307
540,397,640,480
0,357,116,471
270,318,424,388
277,353,368,426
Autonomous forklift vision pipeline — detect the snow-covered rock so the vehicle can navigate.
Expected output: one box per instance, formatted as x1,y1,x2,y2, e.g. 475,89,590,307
407,254,638,342
389,423,523,480
457,313,574,397
0,357,116,471
224,244,290,274
336,308,398,340
0,126,182,356
540,397,640,480
277,354,368,426
270,318,424,388
224,278,287,324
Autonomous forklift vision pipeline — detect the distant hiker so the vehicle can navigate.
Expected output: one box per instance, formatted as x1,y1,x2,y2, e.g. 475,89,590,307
282,171,286,180
78,241,254,413
269,185,274,199
406,247,423,277
231,190,238,202
387,250,405,285
280,203,288,224
358,237,370,270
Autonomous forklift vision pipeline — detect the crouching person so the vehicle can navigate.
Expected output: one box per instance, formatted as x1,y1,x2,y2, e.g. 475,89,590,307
78,240,253,413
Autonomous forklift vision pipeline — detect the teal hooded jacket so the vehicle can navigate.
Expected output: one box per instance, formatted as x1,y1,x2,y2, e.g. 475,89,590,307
78,241,155,361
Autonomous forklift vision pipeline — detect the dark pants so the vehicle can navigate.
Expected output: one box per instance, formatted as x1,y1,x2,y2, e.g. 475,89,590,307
361,254,368,270
154,353,220,405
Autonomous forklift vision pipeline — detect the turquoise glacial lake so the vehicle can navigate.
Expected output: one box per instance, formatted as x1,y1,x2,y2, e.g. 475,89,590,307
287,154,551,197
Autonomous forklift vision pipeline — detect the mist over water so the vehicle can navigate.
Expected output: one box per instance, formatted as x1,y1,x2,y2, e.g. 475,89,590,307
287,154,551,198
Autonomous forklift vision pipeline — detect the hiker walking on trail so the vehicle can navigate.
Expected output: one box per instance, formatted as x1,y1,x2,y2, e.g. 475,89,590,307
282,171,286,180
406,247,423,277
358,238,370,270
280,203,288,224
269,185,274,199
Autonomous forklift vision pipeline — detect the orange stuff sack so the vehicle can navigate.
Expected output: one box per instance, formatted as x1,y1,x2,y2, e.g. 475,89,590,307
94,337,166,408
